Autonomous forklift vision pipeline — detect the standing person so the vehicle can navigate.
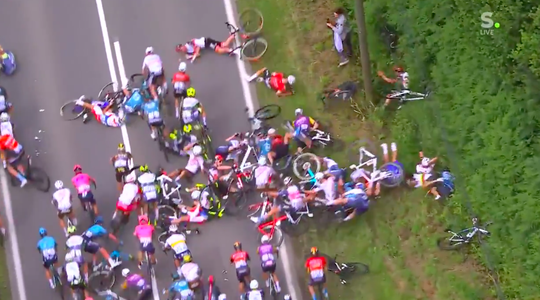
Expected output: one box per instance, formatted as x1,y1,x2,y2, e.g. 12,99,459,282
327,7,352,67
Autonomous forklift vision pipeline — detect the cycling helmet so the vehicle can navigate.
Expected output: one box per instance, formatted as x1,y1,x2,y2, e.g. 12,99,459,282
310,247,319,256
73,164,82,173
393,66,404,72
249,280,259,290
421,157,430,167
257,157,267,166
0,112,10,122
121,268,130,277
125,171,137,183
168,225,178,232
283,176,293,185
314,172,324,180
191,190,201,200
183,254,192,263
178,62,187,72
294,108,303,115
94,216,104,224
138,214,149,225
267,128,276,135
186,87,196,97
67,225,77,234
233,241,242,250
139,164,149,172
145,46,154,54
215,154,224,163
287,75,296,85
218,295,227,300
192,145,202,156
39,227,47,237
208,275,214,284
261,235,270,243
118,143,125,152
54,180,64,190
169,129,178,140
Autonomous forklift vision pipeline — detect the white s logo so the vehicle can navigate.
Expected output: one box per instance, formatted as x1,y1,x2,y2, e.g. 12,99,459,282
481,12,494,29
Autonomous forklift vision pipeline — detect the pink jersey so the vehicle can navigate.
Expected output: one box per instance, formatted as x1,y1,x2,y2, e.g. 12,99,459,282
72,173,93,194
134,224,154,240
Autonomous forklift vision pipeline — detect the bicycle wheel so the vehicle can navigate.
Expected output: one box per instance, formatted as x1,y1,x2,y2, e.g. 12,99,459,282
60,100,86,121
379,162,404,188
254,104,281,120
88,270,116,293
130,73,145,88
224,181,248,216
281,217,310,237
98,82,116,101
346,138,378,166
157,231,171,246
51,268,65,299
339,262,370,277
238,8,264,36
241,37,268,61
437,236,468,250
259,224,284,247
28,166,51,192
157,128,169,163
292,153,321,180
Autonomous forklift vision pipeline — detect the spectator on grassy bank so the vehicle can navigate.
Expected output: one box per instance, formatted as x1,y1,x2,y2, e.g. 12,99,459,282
327,7,353,67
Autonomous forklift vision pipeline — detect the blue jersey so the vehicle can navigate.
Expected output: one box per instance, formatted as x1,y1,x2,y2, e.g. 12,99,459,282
344,188,369,209
37,236,57,252
82,224,108,240
169,280,190,293
142,100,162,123
258,138,271,156
124,89,144,113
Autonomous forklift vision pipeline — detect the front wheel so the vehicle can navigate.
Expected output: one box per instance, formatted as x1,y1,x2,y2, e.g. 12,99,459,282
28,166,51,192
259,224,284,248
437,236,468,250
88,270,116,293
379,162,404,188
241,37,268,61
60,100,87,121
292,152,321,180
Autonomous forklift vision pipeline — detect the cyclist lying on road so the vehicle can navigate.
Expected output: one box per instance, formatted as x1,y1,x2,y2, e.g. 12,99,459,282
165,272,194,300
326,182,369,222
121,268,153,300
175,34,238,63
166,144,206,181
75,96,124,127
121,81,146,114
0,133,27,187
304,172,337,204
247,67,295,97
292,108,319,153
167,129,198,156
215,132,246,164
377,66,410,107
170,189,210,226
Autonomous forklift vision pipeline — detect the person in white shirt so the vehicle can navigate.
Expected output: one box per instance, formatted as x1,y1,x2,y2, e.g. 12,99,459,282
0,112,13,136
254,157,275,189
52,180,77,236
175,34,238,63
167,144,206,180
416,151,437,174
114,172,141,218
179,254,202,290
142,47,166,102
304,172,336,204
162,225,191,273
251,177,307,224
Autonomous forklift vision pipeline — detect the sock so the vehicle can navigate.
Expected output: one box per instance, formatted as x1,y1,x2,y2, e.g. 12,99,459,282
391,142,397,152
16,173,25,182
381,143,388,155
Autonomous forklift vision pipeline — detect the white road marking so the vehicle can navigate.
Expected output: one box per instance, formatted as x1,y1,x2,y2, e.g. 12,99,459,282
0,171,27,300
221,1,301,299
94,2,159,299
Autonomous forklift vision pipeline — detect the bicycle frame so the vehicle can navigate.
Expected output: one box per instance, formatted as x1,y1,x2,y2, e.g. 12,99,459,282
157,174,182,204
447,226,490,242
257,214,287,238
311,130,331,143
349,147,393,184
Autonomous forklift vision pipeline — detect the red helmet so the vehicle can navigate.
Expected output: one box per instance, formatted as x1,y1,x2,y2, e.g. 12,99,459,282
175,44,184,53
393,66,404,72
215,155,224,163
73,164,82,173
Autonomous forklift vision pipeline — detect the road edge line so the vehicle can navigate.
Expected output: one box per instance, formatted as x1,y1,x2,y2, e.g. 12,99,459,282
221,1,302,299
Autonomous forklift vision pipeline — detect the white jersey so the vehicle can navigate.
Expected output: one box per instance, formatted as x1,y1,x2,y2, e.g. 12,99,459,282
65,261,82,283
399,72,409,89
52,188,72,213
415,164,433,174
413,173,432,188
165,233,189,255
119,183,139,205
255,166,274,187
198,190,211,210
286,185,304,209
181,97,200,124
185,38,206,54
185,152,204,174
65,235,84,250
142,54,163,74
138,173,157,200
180,262,200,282
247,290,264,300
323,157,338,169
0,121,13,136
314,177,336,202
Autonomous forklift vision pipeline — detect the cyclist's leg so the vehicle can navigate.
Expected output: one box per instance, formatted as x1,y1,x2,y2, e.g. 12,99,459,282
68,209,78,226
271,269,281,292
57,212,67,234
307,278,317,299
43,257,55,287
88,192,99,215
115,171,124,192
147,73,159,100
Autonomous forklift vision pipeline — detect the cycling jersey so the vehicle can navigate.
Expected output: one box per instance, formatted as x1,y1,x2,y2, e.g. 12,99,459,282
134,224,155,253
180,262,201,283
254,165,274,187
230,251,250,281
184,201,209,223
124,89,144,114
0,134,21,152
116,183,139,212
0,121,13,136
185,150,204,174
65,235,85,264
52,188,72,213
138,172,158,202
313,177,336,202
126,273,150,291
281,185,305,210
65,261,83,286
398,71,409,89
305,256,326,281
343,188,369,211
257,138,272,157
293,115,315,133
0,95,12,113
142,54,163,74
185,38,221,54
257,242,276,269
112,153,130,173
245,290,265,300
72,173,94,202
415,164,433,174
172,72,190,96
165,233,191,259
168,280,193,299
181,97,200,124
91,105,122,127
142,99,163,126
37,236,58,267
215,139,242,160
82,224,108,240
268,72,286,92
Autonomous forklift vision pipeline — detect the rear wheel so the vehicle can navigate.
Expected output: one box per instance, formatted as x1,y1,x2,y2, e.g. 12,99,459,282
437,236,467,250
259,224,284,247
292,153,321,180
238,8,264,35
241,37,268,61
88,270,116,293
60,100,87,121
254,104,281,120
28,166,51,192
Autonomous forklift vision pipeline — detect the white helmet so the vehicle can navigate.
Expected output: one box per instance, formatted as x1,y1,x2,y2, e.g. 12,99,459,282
168,225,178,232
294,108,303,115
125,171,137,183
191,190,201,200
314,172,324,180
192,145,202,156
249,280,259,290
145,46,154,54
258,157,267,166
287,75,296,85
421,157,430,167
261,235,269,243
267,128,276,135
121,268,130,277
0,112,9,122
218,295,227,300
178,62,187,72
54,180,64,190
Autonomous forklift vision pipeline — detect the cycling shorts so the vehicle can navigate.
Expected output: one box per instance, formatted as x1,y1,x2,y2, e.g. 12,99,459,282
147,70,164,86
235,265,250,283
139,241,155,254
116,200,138,213
149,120,164,128
204,37,222,51
174,249,191,261
83,240,101,254
78,191,95,204
42,254,58,268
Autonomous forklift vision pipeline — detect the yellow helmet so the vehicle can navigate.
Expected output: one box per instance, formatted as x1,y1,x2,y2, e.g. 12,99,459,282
183,254,192,263
67,226,77,234
186,87,196,97
183,124,192,133
118,143,125,152
169,130,178,140
139,164,149,172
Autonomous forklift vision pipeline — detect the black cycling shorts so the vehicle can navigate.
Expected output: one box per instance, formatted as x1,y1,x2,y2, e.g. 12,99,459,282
204,38,222,50
147,72,164,86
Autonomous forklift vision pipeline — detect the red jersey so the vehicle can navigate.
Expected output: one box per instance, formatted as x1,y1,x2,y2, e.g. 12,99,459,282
271,135,284,150
230,251,250,269
172,72,190,83
305,256,327,279
269,73,286,92
0,134,20,151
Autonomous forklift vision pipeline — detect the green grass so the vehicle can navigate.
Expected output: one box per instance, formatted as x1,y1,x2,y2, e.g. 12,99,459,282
236,0,497,299
0,247,12,299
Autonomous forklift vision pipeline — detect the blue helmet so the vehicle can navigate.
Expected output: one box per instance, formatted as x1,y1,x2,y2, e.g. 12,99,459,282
94,216,104,224
39,227,47,237
354,182,365,190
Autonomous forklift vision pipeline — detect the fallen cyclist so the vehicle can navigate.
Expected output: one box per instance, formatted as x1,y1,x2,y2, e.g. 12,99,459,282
167,129,198,156
407,167,455,200
164,272,194,300
292,108,319,153
326,181,369,222
377,66,410,107
267,129,292,166
416,150,438,174
121,268,153,300
247,67,295,97
175,33,238,63
121,80,146,115
75,95,125,127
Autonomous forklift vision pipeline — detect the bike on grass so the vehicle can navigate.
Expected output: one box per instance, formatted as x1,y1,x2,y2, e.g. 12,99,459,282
225,17,267,62
8,154,51,192
437,217,492,250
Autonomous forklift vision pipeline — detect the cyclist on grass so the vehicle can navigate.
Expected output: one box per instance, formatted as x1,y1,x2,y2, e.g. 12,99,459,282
244,280,264,300
52,180,78,237
326,182,369,222
142,47,167,103
292,108,319,153
37,228,60,289
134,214,157,269
75,95,124,127
142,96,167,141
0,133,27,187
114,172,141,220
179,87,208,129
179,255,203,290
64,251,92,300
416,150,437,174
71,165,99,217
137,165,160,225
377,66,409,107
111,143,133,191
172,62,191,119
305,247,329,300
121,268,153,300
170,189,210,226
230,242,251,298
247,67,296,97
82,216,121,269
165,272,193,300
267,129,292,165
304,172,336,204
175,34,239,63
258,235,281,293
162,225,192,274
319,157,345,192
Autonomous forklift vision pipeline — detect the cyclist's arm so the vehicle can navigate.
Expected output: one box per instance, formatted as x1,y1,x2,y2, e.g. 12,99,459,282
198,103,206,117
217,165,231,171
380,73,397,84
225,133,239,142
421,179,438,188
183,142,195,152
192,46,201,59
108,232,119,243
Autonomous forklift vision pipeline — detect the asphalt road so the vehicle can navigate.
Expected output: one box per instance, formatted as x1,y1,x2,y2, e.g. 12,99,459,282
0,1,295,300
